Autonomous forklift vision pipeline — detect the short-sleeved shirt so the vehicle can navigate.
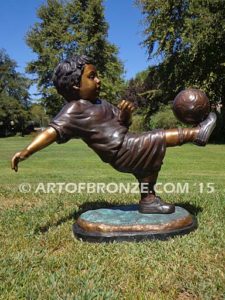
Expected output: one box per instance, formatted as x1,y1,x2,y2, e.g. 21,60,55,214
49,99,128,163
49,98,166,178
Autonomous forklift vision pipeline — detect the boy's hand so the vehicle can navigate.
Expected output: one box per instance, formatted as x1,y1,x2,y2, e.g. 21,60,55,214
11,149,30,172
118,100,136,127
118,100,136,112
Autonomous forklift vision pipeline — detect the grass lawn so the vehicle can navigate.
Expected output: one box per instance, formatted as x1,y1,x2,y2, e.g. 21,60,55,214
0,136,224,299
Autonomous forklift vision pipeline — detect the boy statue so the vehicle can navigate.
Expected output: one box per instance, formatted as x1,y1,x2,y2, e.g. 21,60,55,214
11,55,217,214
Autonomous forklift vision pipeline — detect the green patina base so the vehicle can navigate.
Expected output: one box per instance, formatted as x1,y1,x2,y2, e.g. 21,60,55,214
73,205,197,242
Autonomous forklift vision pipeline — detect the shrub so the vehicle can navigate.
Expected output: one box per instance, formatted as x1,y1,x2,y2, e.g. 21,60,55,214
130,114,145,132
149,104,184,129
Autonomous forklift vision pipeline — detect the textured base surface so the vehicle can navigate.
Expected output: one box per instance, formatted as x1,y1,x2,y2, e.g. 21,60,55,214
73,205,197,242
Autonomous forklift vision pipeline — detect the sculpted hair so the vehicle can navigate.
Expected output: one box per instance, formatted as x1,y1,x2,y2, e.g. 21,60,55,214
53,55,91,97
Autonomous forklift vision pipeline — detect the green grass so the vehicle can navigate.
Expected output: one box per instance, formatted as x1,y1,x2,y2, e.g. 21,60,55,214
0,136,225,299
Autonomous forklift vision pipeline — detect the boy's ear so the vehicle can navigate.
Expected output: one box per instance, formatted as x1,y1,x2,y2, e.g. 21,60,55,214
72,85,80,90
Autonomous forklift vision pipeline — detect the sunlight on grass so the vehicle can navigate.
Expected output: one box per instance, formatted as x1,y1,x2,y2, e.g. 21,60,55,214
0,136,224,299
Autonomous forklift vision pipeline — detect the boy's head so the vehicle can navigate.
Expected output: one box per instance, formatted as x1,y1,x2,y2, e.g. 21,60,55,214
53,55,92,101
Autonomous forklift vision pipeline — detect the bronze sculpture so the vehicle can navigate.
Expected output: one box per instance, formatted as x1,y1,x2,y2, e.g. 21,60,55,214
11,55,217,215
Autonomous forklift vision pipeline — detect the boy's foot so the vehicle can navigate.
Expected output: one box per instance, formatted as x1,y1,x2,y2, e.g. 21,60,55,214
139,196,175,214
194,112,217,146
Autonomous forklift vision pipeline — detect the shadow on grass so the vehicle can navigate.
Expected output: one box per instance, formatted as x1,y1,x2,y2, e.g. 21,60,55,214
35,200,121,234
175,202,203,216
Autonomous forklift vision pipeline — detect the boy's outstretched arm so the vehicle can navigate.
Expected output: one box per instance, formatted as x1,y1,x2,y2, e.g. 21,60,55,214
118,100,136,127
11,127,57,172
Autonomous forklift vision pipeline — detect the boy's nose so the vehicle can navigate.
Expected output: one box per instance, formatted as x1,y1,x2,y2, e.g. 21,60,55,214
95,77,101,85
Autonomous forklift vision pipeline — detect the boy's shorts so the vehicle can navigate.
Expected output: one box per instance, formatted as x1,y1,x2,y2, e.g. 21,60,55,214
110,129,166,178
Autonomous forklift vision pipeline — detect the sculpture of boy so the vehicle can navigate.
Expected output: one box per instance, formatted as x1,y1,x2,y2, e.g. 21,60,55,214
11,55,216,214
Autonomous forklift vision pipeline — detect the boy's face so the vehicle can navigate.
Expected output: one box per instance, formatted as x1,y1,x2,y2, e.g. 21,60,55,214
76,64,101,101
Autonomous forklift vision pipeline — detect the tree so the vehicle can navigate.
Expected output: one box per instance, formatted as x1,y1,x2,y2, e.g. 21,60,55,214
123,67,167,122
26,0,125,116
0,93,29,136
29,103,49,128
0,49,30,108
122,70,149,108
149,104,183,130
0,49,30,136
137,0,225,140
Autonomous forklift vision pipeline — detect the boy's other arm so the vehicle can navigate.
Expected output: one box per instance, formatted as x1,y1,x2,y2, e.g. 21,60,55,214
11,127,57,172
118,100,136,127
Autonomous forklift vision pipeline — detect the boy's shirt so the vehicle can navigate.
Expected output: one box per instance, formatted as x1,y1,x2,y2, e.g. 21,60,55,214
49,99,128,163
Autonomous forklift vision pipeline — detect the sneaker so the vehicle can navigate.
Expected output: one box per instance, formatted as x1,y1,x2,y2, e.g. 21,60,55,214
139,196,175,214
194,112,217,146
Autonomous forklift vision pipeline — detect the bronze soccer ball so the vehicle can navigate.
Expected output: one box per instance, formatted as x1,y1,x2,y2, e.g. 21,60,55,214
173,89,210,125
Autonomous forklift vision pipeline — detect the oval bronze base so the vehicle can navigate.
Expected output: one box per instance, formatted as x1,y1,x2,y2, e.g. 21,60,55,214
73,205,198,243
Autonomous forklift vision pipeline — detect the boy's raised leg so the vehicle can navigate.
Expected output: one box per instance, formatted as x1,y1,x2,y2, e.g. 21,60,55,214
165,128,198,147
165,112,217,147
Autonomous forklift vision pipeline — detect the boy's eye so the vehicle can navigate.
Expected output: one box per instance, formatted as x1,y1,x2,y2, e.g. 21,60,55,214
89,72,97,80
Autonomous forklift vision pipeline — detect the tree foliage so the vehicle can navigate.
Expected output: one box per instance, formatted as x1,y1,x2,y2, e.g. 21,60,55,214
0,49,30,136
136,1,223,126
0,49,30,108
29,103,49,128
0,94,30,136
26,0,125,115
149,104,183,130
122,67,168,121
122,69,149,108
137,0,225,101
